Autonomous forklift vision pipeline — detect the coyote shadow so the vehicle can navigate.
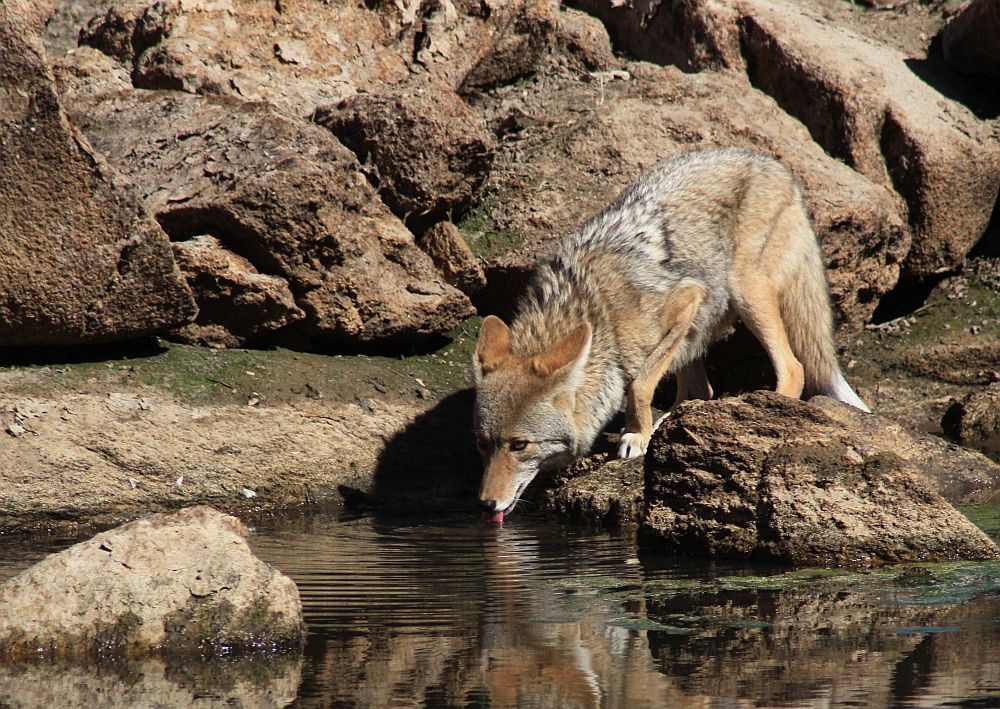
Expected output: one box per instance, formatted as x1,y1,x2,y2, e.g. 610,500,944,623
352,388,481,515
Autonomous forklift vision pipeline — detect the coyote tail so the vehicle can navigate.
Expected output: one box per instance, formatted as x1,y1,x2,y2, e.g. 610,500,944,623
780,238,872,413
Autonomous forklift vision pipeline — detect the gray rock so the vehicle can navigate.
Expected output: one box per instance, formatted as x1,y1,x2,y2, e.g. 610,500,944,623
0,506,304,660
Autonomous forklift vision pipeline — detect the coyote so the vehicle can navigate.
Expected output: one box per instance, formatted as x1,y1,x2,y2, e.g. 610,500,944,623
472,148,870,522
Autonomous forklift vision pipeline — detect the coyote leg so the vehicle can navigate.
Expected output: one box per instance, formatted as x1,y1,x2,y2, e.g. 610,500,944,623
620,285,704,459
733,283,804,398
672,358,713,410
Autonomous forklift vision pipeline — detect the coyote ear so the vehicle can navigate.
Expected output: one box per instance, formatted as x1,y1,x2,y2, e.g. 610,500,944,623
533,322,592,389
474,315,511,378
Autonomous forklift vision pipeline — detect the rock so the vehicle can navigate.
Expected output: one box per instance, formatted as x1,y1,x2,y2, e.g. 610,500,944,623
54,56,472,349
169,236,305,348
0,506,304,660
473,64,907,333
640,392,1000,565
417,221,487,295
942,382,1000,457
737,0,1000,279
541,454,644,527
569,0,1000,279
80,0,555,118
809,395,1000,503
0,3,196,347
941,0,1000,78
456,0,557,94
554,7,618,70
314,80,495,231
0,388,469,533
10,0,55,35
572,0,741,71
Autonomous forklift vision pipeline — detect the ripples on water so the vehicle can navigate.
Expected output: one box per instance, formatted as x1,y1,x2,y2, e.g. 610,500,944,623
1,505,999,708
248,506,1000,709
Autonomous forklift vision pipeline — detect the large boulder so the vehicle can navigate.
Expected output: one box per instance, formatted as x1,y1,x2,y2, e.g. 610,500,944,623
474,64,907,333
737,0,1000,279
314,79,496,231
79,0,555,118
940,0,1000,79
640,392,1000,565
0,506,304,660
569,0,1000,279
55,48,472,349
0,2,196,347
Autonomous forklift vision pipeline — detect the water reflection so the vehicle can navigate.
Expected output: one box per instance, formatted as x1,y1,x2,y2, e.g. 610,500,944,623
247,508,1000,708
0,655,302,708
1,507,998,708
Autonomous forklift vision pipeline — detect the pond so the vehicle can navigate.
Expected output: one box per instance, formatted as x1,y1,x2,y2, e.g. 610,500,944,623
1,504,999,708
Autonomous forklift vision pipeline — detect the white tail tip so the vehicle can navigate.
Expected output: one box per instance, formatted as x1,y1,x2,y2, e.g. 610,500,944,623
829,371,871,413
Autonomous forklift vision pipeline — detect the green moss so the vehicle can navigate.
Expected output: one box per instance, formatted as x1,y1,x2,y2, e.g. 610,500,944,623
958,504,1000,539
162,597,304,656
456,192,526,260
0,317,486,406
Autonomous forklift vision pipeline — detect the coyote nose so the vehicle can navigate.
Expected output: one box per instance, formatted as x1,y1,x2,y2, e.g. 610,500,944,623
479,499,498,512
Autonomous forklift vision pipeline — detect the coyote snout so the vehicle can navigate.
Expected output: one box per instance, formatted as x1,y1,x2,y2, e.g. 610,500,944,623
472,148,870,523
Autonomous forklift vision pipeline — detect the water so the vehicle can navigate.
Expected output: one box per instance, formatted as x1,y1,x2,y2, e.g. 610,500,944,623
1,506,1000,708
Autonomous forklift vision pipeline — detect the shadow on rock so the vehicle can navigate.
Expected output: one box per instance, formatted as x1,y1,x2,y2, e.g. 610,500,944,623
348,389,481,514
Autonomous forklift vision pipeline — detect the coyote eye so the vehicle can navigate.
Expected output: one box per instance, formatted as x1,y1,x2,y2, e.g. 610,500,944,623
509,439,529,452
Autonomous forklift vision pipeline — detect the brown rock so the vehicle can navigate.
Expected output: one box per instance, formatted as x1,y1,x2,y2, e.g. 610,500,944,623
418,222,487,295
554,7,618,70
737,0,1000,278
457,0,557,94
0,2,196,347
942,382,1000,457
474,64,907,333
542,455,644,527
314,80,495,230
0,506,304,660
575,0,741,71
0,657,302,707
54,57,472,349
80,0,555,119
941,0,1000,78
810,394,1000,503
570,0,1000,279
640,392,1000,565
170,236,305,348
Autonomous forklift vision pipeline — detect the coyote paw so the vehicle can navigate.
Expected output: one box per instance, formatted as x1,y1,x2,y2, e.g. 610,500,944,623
618,432,648,460
653,412,670,430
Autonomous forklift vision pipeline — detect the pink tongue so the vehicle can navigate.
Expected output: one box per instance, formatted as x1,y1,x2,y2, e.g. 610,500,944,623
482,510,505,525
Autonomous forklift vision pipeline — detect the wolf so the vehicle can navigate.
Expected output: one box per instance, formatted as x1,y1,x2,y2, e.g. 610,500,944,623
472,148,870,522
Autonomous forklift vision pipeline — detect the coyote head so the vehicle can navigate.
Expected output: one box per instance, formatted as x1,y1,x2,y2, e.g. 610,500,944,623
472,315,592,521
